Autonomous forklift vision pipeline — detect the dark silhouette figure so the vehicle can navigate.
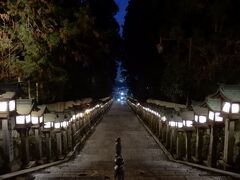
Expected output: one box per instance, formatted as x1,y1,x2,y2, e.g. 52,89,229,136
114,137,124,180
115,137,121,156
114,155,124,180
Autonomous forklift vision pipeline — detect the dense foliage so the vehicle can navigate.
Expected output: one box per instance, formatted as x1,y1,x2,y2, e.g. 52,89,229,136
123,0,240,103
0,0,120,102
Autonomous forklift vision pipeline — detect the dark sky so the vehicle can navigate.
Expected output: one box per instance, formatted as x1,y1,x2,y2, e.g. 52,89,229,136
114,0,129,35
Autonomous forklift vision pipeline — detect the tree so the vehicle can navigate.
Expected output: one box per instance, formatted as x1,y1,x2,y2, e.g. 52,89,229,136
123,0,240,102
0,0,120,102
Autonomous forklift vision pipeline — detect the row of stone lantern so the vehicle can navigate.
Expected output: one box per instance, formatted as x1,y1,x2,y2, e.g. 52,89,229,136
0,90,112,173
128,84,240,172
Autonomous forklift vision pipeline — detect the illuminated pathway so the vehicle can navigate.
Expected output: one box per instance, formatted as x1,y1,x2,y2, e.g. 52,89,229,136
29,103,232,179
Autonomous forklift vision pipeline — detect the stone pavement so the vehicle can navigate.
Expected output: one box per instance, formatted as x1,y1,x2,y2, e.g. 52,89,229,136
22,103,234,179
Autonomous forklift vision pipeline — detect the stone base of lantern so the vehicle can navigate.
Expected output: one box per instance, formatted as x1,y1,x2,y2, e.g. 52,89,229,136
217,160,232,171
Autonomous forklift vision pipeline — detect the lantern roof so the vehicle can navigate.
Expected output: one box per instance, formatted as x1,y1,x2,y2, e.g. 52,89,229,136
180,111,194,120
173,115,182,121
46,102,65,112
73,100,82,106
0,91,16,101
44,112,57,122
147,99,186,111
64,101,75,109
192,105,208,116
100,97,111,103
219,85,240,102
67,104,86,113
205,97,221,112
56,112,71,122
165,112,180,121
16,99,34,115
166,114,174,121
81,98,92,104
31,105,47,117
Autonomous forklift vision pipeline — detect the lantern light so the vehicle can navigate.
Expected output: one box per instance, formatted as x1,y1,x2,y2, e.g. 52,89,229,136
222,102,230,113
72,115,76,120
0,101,8,112
55,122,61,129
43,112,56,129
9,100,16,111
199,116,207,123
169,121,176,127
39,116,43,123
194,115,198,122
16,115,25,124
232,104,239,113
161,116,166,121
215,112,223,122
44,122,52,128
183,120,193,127
208,111,223,122
16,115,31,125
85,109,90,114
177,122,183,128
26,115,31,124
31,117,39,124
195,115,207,123
79,113,84,118
208,111,214,120
30,105,46,127
62,121,68,128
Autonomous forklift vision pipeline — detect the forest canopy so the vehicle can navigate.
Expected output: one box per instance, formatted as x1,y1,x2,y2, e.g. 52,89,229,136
0,0,120,103
123,0,240,103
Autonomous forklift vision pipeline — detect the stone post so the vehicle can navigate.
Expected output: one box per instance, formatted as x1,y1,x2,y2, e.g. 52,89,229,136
68,125,73,149
161,124,166,143
165,125,170,148
170,128,177,154
207,125,221,167
185,131,192,161
62,131,67,154
158,121,162,139
34,129,42,162
155,118,159,135
176,131,185,159
19,129,30,165
223,118,235,169
195,128,204,163
56,132,62,158
2,119,14,164
46,132,52,160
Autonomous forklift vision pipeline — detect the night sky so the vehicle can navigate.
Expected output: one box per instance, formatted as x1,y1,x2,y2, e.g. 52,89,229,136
114,0,129,35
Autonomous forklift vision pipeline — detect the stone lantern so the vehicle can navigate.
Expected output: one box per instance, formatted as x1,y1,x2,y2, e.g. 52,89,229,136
15,99,35,166
168,115,182,155
204,97,224,167
31,105,47,163
180,110,194,161
42,112,56,161
0,91,16,169
217,85,240,170
192,105,208,163
53,112,71,159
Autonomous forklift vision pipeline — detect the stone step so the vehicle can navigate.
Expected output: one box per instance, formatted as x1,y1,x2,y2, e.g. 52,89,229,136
33,173,108,180
26,104,234,180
